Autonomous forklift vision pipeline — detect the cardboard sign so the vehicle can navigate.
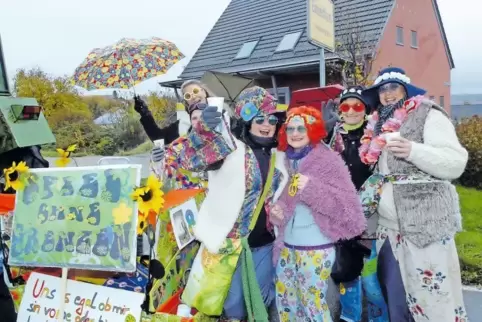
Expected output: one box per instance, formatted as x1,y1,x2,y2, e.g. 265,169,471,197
9,165,141,272
18,272,144,322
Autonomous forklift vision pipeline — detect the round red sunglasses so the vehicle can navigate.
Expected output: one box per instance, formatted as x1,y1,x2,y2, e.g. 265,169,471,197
339,102,365,113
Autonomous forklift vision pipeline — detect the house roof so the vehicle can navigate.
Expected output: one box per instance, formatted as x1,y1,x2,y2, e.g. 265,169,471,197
176,0,395,81
432,0,455,69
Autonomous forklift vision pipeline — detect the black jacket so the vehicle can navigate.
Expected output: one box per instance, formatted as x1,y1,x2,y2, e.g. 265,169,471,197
326,122,372,190
339,123,373,190
139,112,180,145
244,134,276,248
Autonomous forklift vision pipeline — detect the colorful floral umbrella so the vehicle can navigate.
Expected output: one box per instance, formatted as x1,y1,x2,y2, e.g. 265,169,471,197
72,37,184,90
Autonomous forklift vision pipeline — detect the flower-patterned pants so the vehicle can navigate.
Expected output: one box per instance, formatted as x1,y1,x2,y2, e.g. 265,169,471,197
376,226,469,322
275,243,335,322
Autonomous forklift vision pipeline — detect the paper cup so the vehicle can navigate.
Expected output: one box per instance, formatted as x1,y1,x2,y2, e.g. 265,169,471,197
207,97,225,113
384,132,401,143
176,304,192,317
153,139,165,148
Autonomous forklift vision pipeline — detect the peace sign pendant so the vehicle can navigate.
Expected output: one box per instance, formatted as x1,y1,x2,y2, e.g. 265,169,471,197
288,174,300,197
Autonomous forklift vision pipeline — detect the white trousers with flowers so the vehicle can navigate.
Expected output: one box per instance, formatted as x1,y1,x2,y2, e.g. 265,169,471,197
376,226,469,322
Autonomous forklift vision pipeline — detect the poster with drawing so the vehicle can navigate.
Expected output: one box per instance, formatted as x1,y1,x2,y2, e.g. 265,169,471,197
17,272,143,322
169,199,198,250
8,165,141,272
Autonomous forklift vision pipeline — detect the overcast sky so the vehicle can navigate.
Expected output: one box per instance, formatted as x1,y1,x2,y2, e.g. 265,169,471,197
0,0,479,95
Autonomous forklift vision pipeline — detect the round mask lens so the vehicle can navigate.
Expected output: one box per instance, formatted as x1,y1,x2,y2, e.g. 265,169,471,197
286,126,296,135
184,93,192,100
254,116,265,125
268,115,278,125
339,104,350,113
192,88,200,95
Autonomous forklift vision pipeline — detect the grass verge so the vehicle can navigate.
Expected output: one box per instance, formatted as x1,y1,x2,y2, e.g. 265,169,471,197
116,141,153,156
456,186,482,286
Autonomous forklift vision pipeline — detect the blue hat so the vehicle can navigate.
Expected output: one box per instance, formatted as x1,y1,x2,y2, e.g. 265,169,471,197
363,67,426,107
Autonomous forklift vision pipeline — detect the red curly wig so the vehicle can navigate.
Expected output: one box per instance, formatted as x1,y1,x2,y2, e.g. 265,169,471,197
278,106,327,151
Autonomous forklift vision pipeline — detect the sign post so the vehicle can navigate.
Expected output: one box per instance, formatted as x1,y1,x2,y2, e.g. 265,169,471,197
306,0,335,86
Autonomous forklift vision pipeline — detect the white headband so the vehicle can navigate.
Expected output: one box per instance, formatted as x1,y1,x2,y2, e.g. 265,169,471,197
374,71,411,85
340,88,362,97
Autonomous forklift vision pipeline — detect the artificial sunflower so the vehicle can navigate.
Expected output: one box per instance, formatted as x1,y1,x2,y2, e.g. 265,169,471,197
3,161,30,191
131,175,164,215
55,144,77,167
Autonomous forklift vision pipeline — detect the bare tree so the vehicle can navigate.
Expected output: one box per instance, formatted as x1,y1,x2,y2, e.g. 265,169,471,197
334,11,382,87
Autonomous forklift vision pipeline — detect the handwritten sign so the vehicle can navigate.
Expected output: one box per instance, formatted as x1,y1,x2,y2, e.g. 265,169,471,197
169,199,198,250
18,272,143,322
9,165,141,272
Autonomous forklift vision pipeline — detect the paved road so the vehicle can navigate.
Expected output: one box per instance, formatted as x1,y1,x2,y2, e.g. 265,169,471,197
47,154,482,320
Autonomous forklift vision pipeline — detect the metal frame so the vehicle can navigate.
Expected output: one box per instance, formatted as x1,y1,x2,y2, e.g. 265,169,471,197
97,156,131,165
0,34,10,96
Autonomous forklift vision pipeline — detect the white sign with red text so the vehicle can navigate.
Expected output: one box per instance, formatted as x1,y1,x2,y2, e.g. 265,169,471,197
18,272,143,322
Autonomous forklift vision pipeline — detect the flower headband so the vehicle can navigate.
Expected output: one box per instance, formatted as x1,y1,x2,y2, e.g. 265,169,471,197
285,113,316,125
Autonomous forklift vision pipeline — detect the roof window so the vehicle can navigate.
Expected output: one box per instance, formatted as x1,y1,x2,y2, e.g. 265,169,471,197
275,31,302,52
234,40,259,59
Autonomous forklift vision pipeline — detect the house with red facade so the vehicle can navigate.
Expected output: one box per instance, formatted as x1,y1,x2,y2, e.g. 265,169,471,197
161,0,454,112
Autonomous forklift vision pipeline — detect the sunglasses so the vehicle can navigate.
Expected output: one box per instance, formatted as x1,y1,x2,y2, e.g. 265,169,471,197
378,83,401,94
254,114,279,125
183,87,203,100
286,125,307,135
339,103,365,113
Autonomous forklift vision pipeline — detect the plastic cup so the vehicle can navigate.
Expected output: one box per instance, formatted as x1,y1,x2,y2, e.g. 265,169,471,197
207,97,225,113
176,304,192,317
153,139,165,148
384,132,401,143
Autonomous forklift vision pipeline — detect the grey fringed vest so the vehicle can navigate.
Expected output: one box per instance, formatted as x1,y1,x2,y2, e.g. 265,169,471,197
386,99,461,248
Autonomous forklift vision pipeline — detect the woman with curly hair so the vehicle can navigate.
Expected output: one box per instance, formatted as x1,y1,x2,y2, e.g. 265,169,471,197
269,106,366,321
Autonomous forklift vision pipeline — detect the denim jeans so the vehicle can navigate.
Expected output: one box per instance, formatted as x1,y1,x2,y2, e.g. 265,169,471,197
339,240,389,322
222,243,274,320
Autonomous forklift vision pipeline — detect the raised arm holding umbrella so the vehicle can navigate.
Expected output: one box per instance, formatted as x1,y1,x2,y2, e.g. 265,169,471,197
72,37,185,144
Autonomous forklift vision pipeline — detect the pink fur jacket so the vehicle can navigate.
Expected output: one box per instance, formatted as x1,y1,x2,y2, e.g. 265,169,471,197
271,143,366,265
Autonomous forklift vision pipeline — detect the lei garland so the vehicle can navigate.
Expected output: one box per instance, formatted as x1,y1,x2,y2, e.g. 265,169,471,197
359,95,424,165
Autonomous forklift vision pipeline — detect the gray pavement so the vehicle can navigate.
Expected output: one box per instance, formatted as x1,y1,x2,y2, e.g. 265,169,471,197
46,154,482,320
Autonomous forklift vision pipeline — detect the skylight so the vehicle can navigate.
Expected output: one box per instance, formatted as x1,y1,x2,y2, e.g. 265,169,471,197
234,40,259,59
275,31,302,52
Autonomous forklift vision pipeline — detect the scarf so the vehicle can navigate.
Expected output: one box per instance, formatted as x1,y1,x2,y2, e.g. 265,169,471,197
374,98,406,136
343,119,365,132
248,133,275,148
286,145,313,161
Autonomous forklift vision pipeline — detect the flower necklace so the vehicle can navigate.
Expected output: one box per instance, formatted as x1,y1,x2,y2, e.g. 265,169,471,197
359,96,424,165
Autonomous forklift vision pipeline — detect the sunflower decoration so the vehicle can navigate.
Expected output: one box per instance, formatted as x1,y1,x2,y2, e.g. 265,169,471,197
131,175,164,234
3,161,31,191
55,144,77,167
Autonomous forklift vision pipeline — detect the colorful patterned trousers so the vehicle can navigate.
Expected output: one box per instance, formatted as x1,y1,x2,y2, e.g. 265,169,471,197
275,243,335,322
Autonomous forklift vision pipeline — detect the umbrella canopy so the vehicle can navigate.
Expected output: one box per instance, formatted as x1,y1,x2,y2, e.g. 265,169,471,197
72,37,184,90
200,71,254,106
289,85,344,110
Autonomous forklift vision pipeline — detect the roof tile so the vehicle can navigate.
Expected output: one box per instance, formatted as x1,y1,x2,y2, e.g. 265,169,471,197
179,0,395,79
